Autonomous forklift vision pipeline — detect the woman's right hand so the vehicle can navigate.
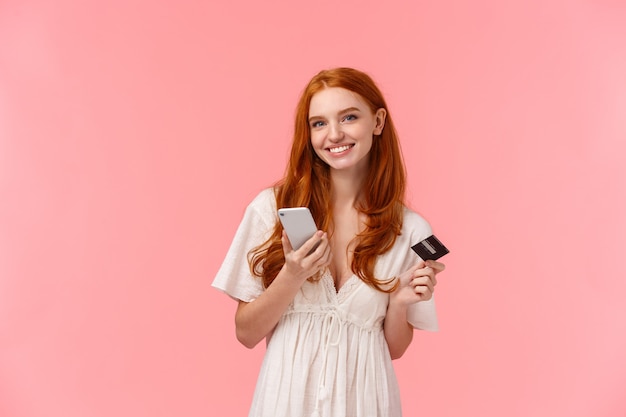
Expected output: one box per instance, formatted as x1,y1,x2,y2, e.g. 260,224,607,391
281,230,332,282
390,260,444,307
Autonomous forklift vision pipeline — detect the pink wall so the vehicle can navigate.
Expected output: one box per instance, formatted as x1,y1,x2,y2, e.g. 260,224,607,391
1,1,625,416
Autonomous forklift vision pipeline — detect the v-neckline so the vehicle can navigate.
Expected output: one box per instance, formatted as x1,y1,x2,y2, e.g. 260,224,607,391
323,270,358,297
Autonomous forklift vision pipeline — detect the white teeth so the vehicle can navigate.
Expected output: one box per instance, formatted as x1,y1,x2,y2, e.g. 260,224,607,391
329,144,352,153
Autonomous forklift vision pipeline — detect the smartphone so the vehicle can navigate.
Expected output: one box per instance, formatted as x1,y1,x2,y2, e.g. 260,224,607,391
277,207,318,251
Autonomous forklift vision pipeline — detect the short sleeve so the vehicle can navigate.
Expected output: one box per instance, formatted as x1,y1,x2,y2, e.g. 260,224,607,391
377,207,440,331
211,189,276,302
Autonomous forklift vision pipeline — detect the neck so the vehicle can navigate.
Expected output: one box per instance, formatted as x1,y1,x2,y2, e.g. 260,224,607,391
330,168,366,209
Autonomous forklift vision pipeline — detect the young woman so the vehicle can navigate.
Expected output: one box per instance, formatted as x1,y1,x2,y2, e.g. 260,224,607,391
213,67,445,416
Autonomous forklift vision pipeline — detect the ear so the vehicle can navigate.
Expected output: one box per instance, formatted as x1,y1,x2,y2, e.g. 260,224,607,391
373,108,387,135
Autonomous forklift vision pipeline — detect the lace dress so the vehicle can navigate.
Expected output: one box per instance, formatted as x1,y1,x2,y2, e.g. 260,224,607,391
212,189,438,417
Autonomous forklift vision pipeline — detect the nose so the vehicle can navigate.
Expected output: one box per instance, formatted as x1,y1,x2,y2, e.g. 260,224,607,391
327,122,344,142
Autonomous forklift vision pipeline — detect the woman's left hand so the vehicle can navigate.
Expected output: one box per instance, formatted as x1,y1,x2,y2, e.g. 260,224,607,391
390,260,445,306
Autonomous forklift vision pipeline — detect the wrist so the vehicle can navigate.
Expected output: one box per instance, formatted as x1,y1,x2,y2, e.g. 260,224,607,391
278,264,311,286
388,293,409,312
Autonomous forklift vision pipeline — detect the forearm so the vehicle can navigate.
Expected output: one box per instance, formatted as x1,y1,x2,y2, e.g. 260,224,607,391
235,269,305,348
383,298,414,359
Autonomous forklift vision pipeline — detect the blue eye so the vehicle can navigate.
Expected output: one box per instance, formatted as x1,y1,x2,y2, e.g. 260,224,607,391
343,114,357,122
311,121,325,128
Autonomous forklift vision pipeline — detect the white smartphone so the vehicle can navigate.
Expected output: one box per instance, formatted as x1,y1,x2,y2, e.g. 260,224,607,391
277,207,318,251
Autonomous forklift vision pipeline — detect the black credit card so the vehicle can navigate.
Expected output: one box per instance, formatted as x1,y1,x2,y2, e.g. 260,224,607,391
411,235,450,261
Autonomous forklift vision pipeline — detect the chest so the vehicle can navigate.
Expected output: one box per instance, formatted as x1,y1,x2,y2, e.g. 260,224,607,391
292,271,389,329
328,211,364,290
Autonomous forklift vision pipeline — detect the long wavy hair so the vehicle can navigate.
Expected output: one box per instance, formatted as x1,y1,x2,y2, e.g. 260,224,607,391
249,67,406,292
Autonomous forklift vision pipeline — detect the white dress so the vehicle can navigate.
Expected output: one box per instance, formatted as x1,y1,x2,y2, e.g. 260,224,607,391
212,189,438,417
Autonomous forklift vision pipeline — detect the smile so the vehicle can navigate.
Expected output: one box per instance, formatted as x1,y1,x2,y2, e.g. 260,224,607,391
328,144,354,153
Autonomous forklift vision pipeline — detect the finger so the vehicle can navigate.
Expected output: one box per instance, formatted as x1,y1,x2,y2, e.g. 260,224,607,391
411,277,425,286
414,266,435,280
425,260,446,274
310,237,331,267
282,230,294,254
312,233,331,258
415,291,433,301
412,261,425,272
412,277,434,294
413,285,433,300
322,240,333,266
300,230,325,256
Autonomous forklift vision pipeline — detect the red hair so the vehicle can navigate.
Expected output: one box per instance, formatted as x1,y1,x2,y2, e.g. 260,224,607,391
249,67,406,292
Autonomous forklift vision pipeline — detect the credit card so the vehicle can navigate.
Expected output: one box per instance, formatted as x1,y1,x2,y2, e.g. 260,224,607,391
411,235,450,261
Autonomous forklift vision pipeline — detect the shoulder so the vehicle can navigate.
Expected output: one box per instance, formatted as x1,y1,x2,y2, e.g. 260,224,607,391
373,205,433,277
401,206,432,238
245,187,277,219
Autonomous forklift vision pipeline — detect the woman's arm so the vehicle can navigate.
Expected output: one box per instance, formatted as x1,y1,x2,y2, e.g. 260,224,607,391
235,230,331,348
383,300,414,359
384,260,444,359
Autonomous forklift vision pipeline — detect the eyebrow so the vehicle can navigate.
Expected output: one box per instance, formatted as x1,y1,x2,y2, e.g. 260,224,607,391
308,107,362,122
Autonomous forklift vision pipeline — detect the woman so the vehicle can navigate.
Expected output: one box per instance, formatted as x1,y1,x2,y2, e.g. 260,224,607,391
213,67,445,416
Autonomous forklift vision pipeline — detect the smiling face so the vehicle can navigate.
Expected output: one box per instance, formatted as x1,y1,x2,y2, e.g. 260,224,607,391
308,87,386,177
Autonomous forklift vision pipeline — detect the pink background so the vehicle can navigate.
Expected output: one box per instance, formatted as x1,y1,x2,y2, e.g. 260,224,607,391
1,0,625,416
